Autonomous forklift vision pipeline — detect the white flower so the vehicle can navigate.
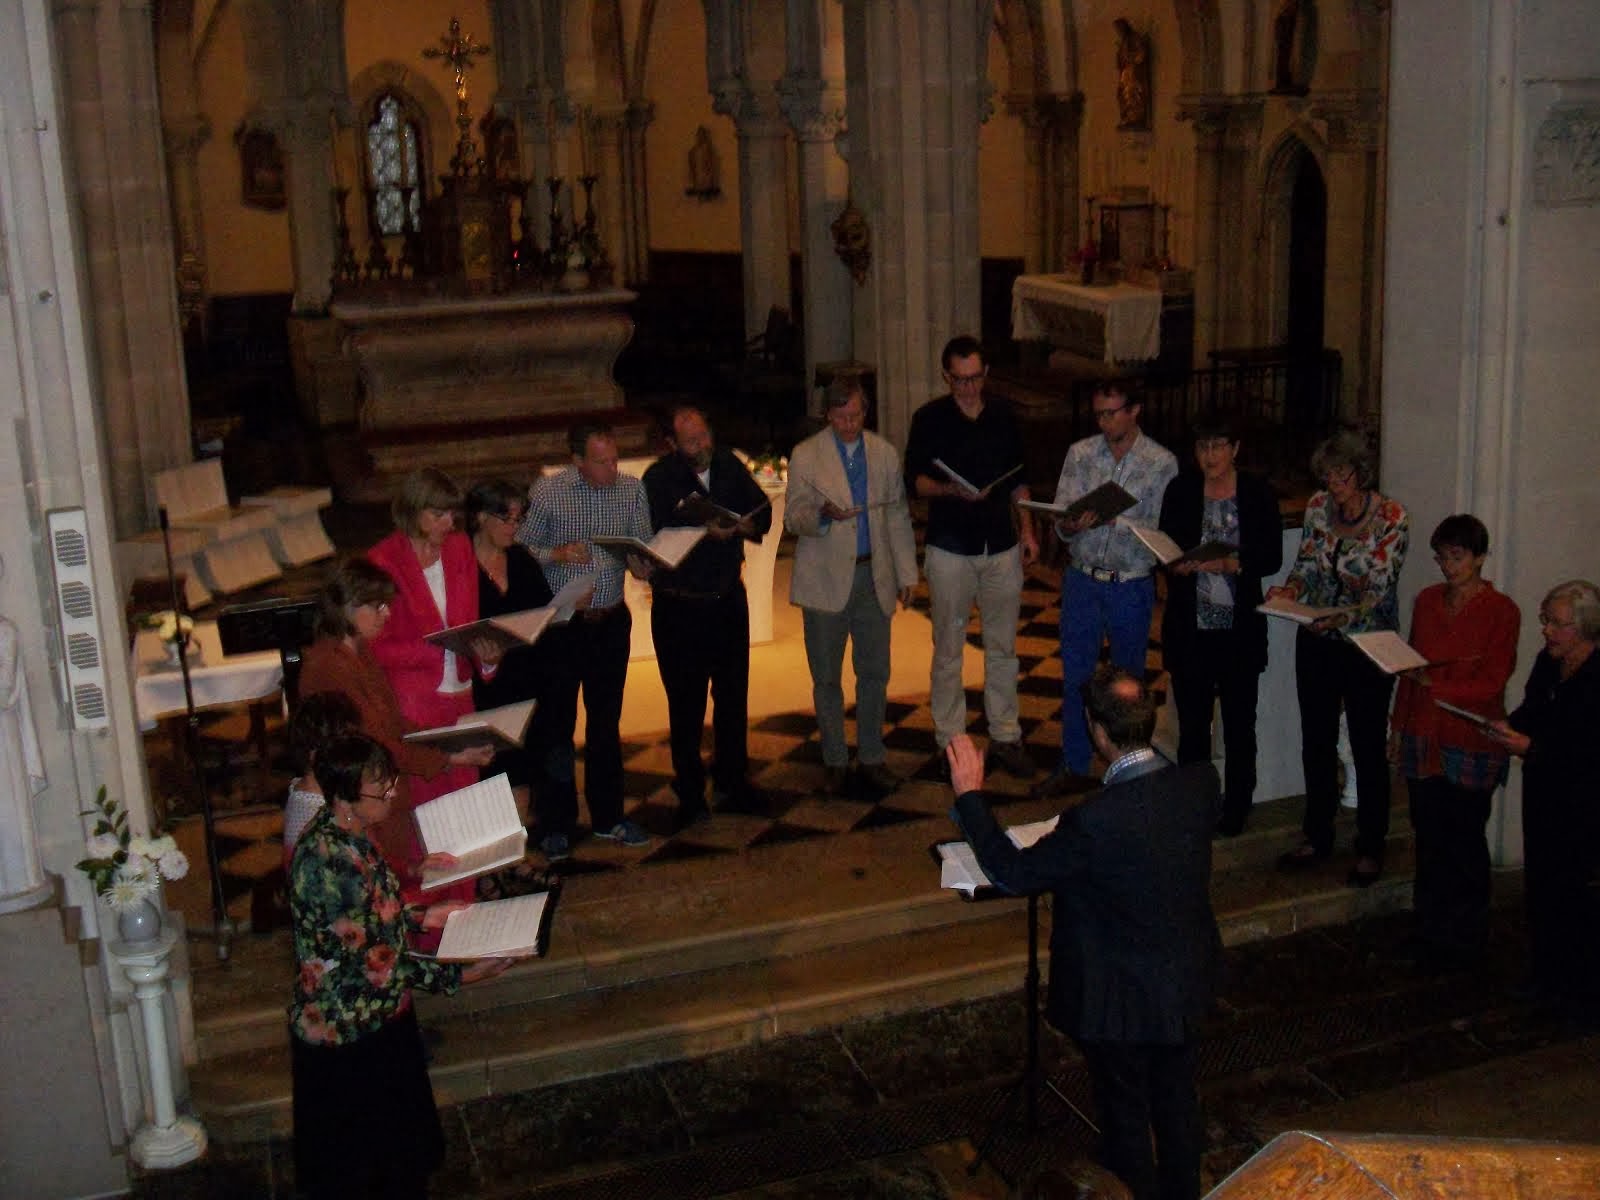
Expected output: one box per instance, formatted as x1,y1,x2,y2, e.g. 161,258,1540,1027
155,612,194,643
146,834,177,858
123,850,151,877
106,874,156,912
128,835,154,858
157,849,190,881
86,832,122,859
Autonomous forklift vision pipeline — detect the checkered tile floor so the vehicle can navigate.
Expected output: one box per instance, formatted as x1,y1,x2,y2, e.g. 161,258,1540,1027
159,559,1167,925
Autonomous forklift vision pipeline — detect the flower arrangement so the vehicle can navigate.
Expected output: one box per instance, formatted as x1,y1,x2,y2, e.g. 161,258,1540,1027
142,610,194,645
734,449,788,485
75,786,189,912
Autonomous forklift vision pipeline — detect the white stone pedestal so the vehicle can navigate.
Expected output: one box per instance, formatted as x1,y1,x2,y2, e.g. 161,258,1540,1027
110,929,206,1169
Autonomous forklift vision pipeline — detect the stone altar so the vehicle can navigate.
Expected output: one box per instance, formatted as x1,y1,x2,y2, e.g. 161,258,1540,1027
331,289,645,484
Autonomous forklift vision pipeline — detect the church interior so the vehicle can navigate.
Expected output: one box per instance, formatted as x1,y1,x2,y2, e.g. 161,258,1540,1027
2,1,1599,1197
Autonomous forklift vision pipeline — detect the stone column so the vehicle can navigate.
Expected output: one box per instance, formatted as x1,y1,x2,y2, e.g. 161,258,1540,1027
778,75,850,391
112,929,206,1168
1007,92,1084,273
1179,98,1232,362
1315,92,1385,421
590,107,628,280
50,0,193,537
716,85,794,337
279,107,339,313
841,0,986,445
617,100,655,284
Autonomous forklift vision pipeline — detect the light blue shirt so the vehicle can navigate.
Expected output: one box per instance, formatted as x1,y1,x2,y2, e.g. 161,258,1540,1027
1053,431,1178,579
833,434,871,558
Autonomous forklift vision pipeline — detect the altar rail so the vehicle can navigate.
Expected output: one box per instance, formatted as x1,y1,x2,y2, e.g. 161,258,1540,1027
992,348,1342,492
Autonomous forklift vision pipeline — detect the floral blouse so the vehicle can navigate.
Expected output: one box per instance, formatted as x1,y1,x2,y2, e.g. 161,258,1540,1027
1282,490,1409,635
288,806,461,1047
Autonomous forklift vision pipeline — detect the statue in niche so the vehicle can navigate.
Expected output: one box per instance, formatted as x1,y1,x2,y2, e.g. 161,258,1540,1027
0,555,49,913
1272,0,1316,96
686,126,721,199
234,124,286,211
1114,19,1151,131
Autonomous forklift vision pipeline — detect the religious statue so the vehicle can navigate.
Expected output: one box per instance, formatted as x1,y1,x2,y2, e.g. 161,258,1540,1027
1113,19,1151,131
0,559,49,914
686,126,721,198
1272,0,1315,95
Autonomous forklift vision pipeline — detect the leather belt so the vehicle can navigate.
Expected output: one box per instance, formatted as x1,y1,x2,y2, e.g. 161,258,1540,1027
1076,564,1150,584
654,586,727,602
577,601,625,621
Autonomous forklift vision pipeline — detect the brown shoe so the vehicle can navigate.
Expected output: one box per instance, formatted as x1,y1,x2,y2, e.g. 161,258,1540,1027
857,762,899,794
987,738,1036,779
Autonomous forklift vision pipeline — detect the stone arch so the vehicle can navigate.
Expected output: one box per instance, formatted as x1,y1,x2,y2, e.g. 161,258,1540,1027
1256,126,1329,347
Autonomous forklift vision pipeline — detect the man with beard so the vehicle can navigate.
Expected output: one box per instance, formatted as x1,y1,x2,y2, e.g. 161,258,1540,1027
642,405,774,825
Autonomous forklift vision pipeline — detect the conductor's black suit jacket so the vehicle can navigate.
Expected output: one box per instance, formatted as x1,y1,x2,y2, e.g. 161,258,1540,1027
954,758,1221,1044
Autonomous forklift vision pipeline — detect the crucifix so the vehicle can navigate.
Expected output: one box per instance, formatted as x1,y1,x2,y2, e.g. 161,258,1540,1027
423,17,492,175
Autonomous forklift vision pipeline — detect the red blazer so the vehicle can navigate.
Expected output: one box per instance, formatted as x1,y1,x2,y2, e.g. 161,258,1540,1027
366,529,481,726
297,637,449,784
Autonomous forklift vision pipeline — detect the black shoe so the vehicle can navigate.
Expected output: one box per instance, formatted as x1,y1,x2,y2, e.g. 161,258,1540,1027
711,782,766,813
1214,820,1246,838
1276,842,1330,871
858,762,899,794
987,738,1036,779
1346,857,1383,888
823,766,851,795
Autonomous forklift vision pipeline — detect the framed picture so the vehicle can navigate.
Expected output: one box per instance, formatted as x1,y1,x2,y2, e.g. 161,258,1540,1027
1098,202,1156,266
235,125,286,211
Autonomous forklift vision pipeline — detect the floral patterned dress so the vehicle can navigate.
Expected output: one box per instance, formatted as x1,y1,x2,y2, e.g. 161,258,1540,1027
287,806,462,1193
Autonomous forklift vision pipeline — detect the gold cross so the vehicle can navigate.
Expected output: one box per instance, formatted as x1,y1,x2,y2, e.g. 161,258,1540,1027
422,17,491,107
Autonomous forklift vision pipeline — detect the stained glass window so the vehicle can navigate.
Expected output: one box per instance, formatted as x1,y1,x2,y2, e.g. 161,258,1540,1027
365,94,422,236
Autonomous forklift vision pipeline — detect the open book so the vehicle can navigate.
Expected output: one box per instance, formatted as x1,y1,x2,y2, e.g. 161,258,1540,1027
1347,630,1430,674
402,699,536,754
434,890,557,961
1256,595,1358,625
1434,699,1497,729
1119,521,1240,567
932,459,1022,499
788,474,862,519
413,772,528,890
1017,481,1138,526
424,576,595,657
593,526,707,569
937,816,1061,896
673,491,771,529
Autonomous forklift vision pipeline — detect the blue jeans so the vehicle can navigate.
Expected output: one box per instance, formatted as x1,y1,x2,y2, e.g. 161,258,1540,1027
1059,569,1155,773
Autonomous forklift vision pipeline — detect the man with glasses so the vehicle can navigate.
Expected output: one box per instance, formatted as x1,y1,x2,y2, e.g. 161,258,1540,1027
904,335,1038,778
1037,384,1177,797
642,405,773,826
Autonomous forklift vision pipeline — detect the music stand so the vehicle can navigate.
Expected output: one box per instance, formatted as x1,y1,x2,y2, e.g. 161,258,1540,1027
216,594,318,708
932,841,1098,1177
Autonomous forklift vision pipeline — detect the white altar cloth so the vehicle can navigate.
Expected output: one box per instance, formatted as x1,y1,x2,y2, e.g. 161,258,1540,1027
1010,276,1162,363
131,621,282,730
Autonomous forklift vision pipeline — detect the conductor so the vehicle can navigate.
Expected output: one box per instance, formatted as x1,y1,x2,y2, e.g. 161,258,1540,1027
948,665,1219,1200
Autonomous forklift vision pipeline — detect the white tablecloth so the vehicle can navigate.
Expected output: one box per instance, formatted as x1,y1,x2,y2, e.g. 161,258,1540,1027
540,457,786,661
131,621,283,730
1010,275,1162,363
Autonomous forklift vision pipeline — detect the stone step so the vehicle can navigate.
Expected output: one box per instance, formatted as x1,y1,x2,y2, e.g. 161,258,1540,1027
186,798,1415,1144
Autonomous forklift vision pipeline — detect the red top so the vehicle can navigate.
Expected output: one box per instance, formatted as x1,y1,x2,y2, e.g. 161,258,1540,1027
1391,581,1521,769
365,529,482,729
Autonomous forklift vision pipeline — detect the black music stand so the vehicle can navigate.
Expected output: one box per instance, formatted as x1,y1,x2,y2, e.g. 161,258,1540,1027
216,594,319,709
933,841,1098,1177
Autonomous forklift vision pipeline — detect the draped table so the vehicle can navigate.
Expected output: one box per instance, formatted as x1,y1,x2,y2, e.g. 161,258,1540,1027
1010,275,1162,364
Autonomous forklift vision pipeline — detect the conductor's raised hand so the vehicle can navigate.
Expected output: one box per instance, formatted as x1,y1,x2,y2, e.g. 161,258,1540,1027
946,734,986,796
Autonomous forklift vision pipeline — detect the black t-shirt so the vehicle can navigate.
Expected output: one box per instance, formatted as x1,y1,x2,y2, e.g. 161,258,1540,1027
642,446,773,594
903,394,1025,555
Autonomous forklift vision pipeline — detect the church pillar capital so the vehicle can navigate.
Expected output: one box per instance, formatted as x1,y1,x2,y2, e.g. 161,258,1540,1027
777,75,844,143
1176,94,1263,149
625,99,656,132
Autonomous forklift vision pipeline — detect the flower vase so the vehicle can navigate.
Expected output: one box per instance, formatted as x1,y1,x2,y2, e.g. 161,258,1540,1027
163,636,199,669
558,265,591,293
116,897,163,945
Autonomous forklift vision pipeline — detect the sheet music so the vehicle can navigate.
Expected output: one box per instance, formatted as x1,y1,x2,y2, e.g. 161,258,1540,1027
1256,596,1357,625
1434,699,1495,728
1347,630,1429,674
939,816,1062,894
415,774,525,889
435,892,551,960
1006,816,1060,848
549,573,596,619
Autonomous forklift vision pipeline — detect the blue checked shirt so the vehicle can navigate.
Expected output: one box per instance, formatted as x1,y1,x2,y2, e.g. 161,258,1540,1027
516,467,652,609
1052,432,1178,578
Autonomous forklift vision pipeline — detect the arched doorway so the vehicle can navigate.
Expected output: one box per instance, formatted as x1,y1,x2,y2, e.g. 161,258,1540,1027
1286,152,1327,358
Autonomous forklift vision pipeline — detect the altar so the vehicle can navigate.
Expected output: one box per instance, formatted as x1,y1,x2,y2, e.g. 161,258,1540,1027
331,288,648,483
1011,276,1163,365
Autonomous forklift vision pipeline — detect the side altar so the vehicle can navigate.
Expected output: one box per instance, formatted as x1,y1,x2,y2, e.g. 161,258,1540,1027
331,288,646,483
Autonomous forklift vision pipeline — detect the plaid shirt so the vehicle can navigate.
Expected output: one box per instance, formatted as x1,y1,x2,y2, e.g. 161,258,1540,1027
516,467,652,609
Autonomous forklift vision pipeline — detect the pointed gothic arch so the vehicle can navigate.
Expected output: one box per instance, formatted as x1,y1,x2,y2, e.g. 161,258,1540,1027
1257,128,1329,350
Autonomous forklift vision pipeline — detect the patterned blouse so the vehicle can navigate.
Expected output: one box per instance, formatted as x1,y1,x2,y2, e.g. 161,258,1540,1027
288,806,461,1047
1282,490,1410,635
1053,431,1179,578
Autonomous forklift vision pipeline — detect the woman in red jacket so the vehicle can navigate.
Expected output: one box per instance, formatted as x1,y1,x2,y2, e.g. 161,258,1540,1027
298,556,492,912
1389,514,1520,972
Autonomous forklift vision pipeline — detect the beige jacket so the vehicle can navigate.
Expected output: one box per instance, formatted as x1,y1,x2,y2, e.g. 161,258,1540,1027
785,428,918,615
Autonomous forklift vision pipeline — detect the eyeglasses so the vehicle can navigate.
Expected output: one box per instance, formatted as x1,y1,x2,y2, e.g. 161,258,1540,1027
1323,468,1358,488
491,509,525,525
358,781,398,802
944,369,986,388
1094,403,1131,421
1538,612,1577,630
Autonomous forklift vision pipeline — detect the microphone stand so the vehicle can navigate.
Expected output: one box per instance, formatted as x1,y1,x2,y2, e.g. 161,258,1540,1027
160,507,233,962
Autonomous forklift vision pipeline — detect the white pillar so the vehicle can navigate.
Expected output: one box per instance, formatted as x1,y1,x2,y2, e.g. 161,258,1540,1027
717,85,794,337
112,929,206,1168
0,617,49,914
778,75,850,389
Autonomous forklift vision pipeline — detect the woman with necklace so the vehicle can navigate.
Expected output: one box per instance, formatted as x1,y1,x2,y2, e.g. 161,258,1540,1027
1158,417,1283,836
1388,515,1520,971
1267,431,1410,886
1491,579,1600,1016
465,479,557,853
